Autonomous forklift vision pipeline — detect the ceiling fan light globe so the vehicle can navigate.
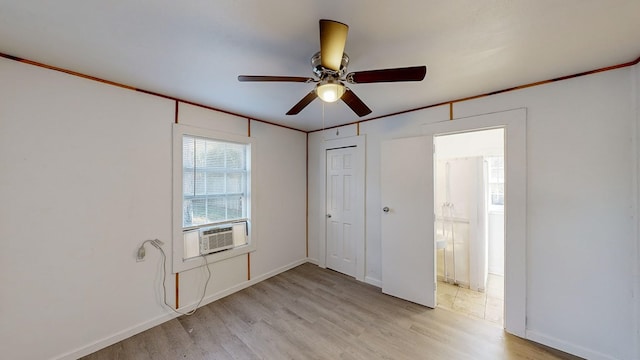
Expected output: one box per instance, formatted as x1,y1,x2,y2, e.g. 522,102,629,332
316,83,345,103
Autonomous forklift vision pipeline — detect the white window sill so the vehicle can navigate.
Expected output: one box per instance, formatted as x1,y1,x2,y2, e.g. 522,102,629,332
175,242,256,273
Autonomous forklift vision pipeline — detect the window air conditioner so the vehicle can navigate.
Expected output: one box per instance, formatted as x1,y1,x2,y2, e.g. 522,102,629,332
199,225,234,255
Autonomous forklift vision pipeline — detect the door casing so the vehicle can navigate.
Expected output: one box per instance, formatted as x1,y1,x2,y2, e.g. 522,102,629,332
422,108,527,337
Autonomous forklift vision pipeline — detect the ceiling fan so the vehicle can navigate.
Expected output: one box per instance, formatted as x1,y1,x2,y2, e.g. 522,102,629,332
238,19,427,117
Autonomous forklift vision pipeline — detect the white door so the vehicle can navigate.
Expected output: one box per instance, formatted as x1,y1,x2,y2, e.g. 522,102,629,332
381,136,436,308
326,147,357,277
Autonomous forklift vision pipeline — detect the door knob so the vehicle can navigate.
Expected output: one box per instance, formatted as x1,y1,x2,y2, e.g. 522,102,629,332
326,214,332,218
383,207,390,213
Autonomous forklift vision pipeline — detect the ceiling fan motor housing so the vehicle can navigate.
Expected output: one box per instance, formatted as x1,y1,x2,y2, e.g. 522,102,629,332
311,51,349,79
237,19,425,117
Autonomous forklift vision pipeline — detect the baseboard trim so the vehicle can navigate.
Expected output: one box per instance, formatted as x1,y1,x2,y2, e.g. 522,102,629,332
55,258,309,360
180,258,309,311
365,276,382,288
526,329,618,360
55,259,623,360
53,311,180,360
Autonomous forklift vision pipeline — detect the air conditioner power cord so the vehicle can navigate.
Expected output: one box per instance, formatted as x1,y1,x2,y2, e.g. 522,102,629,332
137,239,211,316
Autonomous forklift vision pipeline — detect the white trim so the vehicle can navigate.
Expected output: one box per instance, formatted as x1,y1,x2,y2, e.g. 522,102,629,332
182,258,308,313
422,108,527,338
242,258,309,288
365,276,382,288
172,124,257,273
633,62,640,360
526,330,618,360
53,312,179,360
318,135,366,282
54,258,308,360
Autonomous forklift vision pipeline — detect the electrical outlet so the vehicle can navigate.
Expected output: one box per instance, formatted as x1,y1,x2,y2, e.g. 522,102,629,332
136,246,146,262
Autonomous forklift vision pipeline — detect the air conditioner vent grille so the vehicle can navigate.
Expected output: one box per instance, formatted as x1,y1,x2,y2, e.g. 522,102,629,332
199,226,234,255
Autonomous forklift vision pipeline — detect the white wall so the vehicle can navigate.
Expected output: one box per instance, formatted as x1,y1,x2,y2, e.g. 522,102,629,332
248,120,307,277
454,68,637,360
0,58,307,360
435,128,504,158
308,66,639,359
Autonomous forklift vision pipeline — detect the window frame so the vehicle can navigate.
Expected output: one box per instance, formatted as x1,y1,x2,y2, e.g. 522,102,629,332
486,155,505,213
172,124,256,273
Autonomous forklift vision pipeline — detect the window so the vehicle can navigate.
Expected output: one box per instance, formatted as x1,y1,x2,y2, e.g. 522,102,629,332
182,136,247,228
487,155,504,208
172,124,255,273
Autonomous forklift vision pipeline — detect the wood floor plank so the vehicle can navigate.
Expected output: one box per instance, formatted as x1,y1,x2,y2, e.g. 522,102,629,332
177,308,234,360
159,318,203,359
82,263,583,360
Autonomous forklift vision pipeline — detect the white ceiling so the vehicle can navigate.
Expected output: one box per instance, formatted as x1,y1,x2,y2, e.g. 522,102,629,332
1,1,639,131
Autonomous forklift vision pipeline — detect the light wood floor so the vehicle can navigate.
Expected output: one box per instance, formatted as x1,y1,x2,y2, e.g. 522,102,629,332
438,274,504,325
82,263,582,360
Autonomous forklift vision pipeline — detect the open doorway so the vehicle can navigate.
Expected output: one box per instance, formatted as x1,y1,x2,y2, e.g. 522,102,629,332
434,128,505,325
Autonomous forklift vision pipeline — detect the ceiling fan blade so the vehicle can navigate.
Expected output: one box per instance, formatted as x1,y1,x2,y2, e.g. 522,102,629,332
238,75,314,83
341,88,372,117
320,19,349,72
346,65,427,84
286,90,318,115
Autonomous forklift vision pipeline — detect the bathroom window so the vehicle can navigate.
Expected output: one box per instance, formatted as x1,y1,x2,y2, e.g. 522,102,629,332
488,156,504,208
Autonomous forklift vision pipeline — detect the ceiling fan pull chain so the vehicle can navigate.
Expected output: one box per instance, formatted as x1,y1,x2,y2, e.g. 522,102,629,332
322,101,326,140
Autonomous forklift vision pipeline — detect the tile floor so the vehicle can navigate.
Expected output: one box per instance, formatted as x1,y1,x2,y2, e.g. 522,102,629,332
437,273,504,325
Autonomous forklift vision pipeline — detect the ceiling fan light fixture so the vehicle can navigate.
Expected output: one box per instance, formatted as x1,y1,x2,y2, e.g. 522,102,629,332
316,80,345,103
238,19,427,117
